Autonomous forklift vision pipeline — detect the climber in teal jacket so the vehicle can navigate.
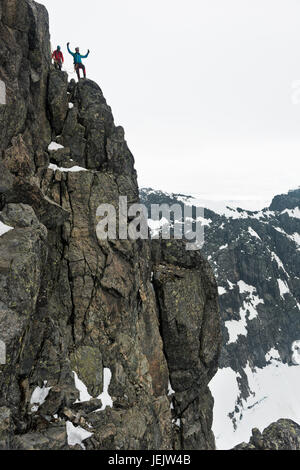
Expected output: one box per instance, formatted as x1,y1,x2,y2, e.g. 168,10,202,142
67,43,90,80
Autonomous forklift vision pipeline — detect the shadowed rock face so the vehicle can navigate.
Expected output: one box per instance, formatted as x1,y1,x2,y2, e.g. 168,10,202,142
0,0,221,450
0,0,51,154
234,419,300,450
152,240,221,449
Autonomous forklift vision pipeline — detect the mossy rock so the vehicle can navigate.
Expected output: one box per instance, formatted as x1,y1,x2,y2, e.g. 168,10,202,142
70,346,103,397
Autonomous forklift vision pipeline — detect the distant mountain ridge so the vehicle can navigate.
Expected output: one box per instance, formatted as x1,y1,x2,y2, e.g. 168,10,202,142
140,187,272,214
140,186,300,449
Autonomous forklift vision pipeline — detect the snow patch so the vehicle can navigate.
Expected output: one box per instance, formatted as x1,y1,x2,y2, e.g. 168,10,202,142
273,226,287,235
0,221,13,237
290,232,300,249
281,207,300,219
148,217,170,235
178,196,270,218
277,279,290,298
248,227,261,240
271,252,289,277
73,367,114,412
219,244,228,251
292,341,300,365
225,315,248,344
225,281,264,343
195,215,212,227
209,368,241,447
49,163,88,173
96,368,113,412
73,371,92,403
218,286,227,296
265,348,281,362
250,210,275,220
168,380,175,396
66,421,93,450
237,280,255,295
273,227,300,250
30,381,51,411
48,142,64,151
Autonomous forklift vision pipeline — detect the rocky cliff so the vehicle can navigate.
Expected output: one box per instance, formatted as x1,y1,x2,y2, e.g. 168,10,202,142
0,0,221,450
140,187,300,449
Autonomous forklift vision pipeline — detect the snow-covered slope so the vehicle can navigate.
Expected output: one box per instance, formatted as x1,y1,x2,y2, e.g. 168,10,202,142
210,352,300,449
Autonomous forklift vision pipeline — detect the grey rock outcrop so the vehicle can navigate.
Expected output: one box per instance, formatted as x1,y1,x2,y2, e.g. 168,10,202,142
234,419,300,450
0,0,221,450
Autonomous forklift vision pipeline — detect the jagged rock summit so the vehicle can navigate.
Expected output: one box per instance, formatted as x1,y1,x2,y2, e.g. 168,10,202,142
0,0,221,450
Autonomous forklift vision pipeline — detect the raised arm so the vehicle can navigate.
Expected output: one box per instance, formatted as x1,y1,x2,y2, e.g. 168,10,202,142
67,43,75,57
81,49,90,59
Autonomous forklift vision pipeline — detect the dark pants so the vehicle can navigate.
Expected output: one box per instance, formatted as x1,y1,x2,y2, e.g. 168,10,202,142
54,60,62,71
75,63,86,79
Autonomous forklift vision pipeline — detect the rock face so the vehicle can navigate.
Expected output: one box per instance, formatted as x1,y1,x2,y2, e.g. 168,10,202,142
234,419,300,450
140,187,300,448
0,0,221,450
152,240,220,449
0,0,51,154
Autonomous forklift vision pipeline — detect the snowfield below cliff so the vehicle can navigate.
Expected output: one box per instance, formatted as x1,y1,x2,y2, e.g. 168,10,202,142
209,353,300,449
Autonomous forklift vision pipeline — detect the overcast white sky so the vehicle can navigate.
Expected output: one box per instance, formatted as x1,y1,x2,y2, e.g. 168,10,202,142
41,0,300,203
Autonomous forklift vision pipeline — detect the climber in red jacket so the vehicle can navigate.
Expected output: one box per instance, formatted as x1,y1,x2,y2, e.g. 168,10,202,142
52,46,64,71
